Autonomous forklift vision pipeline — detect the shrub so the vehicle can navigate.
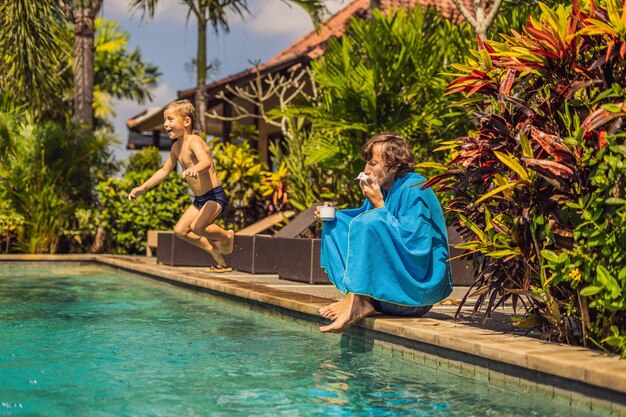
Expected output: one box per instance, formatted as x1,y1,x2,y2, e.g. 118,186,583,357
0,113,116,253
288,7,474,206
97,147,189,254
212,140,277,230
428,0,626,356
0,201,23,253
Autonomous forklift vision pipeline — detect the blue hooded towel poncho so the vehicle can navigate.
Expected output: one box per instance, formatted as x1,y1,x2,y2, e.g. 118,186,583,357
320,172,452,307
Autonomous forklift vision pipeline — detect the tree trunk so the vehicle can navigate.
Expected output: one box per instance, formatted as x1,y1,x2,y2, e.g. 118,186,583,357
72,1,101,131
450,0,503,40
89,222,107,254
195,18,208,133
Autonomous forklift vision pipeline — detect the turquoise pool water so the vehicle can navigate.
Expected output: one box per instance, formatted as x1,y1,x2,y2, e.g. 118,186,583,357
0,263,608,417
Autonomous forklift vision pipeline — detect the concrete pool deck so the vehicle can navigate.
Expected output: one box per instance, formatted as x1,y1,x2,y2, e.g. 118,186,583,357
2,253,625,415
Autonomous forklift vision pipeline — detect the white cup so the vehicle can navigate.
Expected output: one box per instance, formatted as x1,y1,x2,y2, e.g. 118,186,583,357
319,206,336,221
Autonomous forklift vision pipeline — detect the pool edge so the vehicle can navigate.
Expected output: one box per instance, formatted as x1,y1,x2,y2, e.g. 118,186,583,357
2,254,625,415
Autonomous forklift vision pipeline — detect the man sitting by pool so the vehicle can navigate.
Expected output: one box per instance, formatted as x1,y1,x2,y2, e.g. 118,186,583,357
315,132,452,333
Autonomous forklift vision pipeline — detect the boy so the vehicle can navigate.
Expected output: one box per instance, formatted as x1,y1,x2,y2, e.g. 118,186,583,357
128,99,235,272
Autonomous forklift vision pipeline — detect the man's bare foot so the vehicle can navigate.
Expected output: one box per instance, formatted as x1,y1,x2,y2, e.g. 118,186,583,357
209,248,226,267
320,294,375,333
319,297,349,320
221,230,235,255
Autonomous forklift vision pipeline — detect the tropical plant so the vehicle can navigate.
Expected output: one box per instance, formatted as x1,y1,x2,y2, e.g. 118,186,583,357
130,0,327,133
0,112,117,253
489,0,572,37
427,0,626,356
97,147,189,254
91,18,161,124
287,7,474,206
0,2,160,127
268,118,327,212
123,145,163,174
0,201,23,254
0,0,71,118
212,140,276,230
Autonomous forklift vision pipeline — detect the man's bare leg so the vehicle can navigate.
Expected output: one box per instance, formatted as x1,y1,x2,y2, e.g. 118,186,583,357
319,297,350,320
191,202,235,255
174,205,226,266
320,293,376,333
178,231,227,265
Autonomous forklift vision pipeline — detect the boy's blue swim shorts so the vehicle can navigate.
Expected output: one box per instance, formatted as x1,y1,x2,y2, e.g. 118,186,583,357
192,185,228,209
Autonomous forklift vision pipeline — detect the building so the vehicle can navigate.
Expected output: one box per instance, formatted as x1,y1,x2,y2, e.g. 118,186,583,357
125,0,472,164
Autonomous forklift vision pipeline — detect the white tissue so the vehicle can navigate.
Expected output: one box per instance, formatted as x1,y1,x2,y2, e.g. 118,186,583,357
355,172,370,182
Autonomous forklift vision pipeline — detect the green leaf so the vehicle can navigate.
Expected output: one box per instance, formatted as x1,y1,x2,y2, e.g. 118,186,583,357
475,181,520,204
605,197,626,205
598,265,621,299
458,214,488,244
519,133,534,159
415,162,447,170
580,286,603,297
455,241,484,250
541,249,560,263
488,248,519,258
602,336,625,347
494,151,529,181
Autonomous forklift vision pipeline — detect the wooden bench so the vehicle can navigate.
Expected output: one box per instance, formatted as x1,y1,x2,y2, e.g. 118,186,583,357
154,211,297,268
146,230,171,257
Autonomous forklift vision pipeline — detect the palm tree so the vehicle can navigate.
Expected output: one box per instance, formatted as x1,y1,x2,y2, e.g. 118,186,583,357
57,1,107,131
129,0,327,133
91,18,161,123
0,1,161,129
0,0,71,117
41,1,159,132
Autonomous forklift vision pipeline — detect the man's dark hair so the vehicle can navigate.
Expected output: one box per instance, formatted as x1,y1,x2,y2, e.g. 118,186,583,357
361,132,416,179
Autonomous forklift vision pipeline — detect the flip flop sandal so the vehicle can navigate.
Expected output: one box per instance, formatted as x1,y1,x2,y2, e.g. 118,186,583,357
207,265,233,273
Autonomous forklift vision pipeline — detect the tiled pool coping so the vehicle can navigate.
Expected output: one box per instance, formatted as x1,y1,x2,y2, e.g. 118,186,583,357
2,254,625,415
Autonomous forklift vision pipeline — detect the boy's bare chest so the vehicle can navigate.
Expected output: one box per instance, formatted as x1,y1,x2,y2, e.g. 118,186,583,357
176,144,197,169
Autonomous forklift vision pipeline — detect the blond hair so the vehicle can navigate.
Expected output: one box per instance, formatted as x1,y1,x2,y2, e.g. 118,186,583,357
165,99,196,130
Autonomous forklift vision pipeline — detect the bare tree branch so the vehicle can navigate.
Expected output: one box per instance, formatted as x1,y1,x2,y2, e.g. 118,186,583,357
450,0,504,40
484,0,504,29
207,66,315,135
450,0,478,29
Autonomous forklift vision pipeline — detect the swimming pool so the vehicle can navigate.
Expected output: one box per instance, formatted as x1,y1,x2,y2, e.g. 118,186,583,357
0,263,610,416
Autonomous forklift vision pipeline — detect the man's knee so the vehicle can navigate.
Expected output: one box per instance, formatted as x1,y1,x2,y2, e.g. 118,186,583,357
190,220,208,236
173,225,189,237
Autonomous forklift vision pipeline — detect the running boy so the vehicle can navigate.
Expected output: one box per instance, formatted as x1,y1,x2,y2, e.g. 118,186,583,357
128,99,235,272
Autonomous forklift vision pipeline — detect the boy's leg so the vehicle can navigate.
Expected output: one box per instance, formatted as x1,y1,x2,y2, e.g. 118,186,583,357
190,201,235,255
173,205,224,264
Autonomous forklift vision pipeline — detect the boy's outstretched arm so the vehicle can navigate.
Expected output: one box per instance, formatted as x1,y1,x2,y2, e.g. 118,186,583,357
128,152,177,200
182,139,213,179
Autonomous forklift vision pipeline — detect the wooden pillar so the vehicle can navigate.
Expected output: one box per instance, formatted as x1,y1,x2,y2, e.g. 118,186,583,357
222,101,232,143
152,129,160,148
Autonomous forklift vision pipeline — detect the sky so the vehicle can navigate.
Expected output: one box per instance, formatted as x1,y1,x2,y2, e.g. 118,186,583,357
101,0,344,163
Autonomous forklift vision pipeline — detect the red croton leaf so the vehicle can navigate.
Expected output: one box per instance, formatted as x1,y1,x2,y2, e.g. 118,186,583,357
420,172,454,190
499,69,516,95
531,48,560,59
530,127,571,157
471,69,488,79
606,40,614,62
581,106,626,133
598,130,607,149
522,158,575,179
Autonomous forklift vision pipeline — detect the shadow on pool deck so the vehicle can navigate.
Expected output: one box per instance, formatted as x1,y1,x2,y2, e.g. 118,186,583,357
1,253,625,415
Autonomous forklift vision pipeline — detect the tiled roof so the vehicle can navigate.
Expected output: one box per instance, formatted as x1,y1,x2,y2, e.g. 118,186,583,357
264,0,472,67
178,0,473,99
136,0,473,132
